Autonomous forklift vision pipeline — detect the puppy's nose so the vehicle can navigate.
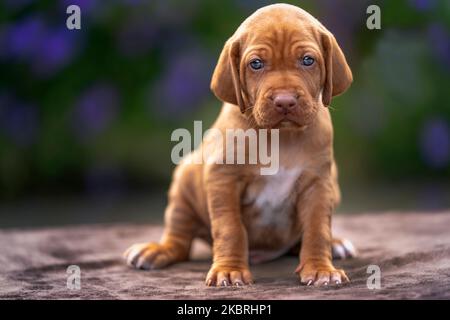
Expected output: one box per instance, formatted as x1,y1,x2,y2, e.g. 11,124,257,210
273,94,298,114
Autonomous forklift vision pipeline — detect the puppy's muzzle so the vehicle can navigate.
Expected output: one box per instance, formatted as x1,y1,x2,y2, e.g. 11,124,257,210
273,94,298,115
271,92,299,115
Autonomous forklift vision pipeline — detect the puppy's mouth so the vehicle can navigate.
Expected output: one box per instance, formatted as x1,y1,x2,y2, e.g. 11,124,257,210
253,114,307,130
272,111,308,127
273,118,311,131
279,119,299,128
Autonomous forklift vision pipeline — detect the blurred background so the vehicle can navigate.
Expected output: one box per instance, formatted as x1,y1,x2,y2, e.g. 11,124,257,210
0,0,449,228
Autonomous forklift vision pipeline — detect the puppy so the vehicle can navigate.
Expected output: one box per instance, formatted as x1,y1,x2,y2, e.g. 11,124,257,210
124,3,355,287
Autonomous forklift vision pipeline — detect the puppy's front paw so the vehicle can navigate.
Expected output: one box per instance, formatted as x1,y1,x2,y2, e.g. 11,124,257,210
123,242,181,270
296,261,349,287
205,265,253,287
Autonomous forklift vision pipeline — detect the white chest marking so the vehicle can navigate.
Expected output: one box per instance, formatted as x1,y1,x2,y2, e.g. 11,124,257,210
253,167,302,227
255,167,302,208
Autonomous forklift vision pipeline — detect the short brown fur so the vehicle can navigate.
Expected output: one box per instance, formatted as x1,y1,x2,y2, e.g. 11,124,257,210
124,3,353,287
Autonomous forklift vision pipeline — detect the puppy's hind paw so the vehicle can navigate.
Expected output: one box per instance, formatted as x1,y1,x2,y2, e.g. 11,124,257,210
332,238,356,260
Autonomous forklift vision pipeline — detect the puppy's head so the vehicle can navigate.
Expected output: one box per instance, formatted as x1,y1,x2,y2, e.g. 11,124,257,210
211,4,353,128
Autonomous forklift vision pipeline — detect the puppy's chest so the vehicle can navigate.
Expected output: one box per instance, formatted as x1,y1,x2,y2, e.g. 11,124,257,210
242,166,302,230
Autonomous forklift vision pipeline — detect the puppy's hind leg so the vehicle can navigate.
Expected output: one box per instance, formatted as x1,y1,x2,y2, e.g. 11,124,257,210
331,238,356,260
286,237,356,260
124,199,197,270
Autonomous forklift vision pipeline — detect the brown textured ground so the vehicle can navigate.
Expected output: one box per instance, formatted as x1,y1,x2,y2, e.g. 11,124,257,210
1,211,449,300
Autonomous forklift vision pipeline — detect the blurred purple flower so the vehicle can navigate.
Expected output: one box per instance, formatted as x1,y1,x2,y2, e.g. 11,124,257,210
428,23,450,69
419,117,450,169
31,28,79,78
72,83,120,141
150,49,212,119
116,17,158,57
5,16,46,60
0,94,39,146
3,15,81,77
409,0,436,11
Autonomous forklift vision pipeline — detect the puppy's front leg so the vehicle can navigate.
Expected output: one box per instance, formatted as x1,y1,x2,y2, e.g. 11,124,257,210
295,174,349,286
204,167,252,287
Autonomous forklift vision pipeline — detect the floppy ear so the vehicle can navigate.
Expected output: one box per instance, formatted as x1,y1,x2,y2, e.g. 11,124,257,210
321,32,353,107
210,38,246,113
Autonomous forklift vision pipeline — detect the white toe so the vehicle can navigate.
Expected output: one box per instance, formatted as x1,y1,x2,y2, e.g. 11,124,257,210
342,239,356,257
125,244,146,267
332,239,356,259
332,244,346,259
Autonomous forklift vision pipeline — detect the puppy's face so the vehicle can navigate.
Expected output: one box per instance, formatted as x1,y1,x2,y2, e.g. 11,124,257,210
211,4,353,129
242,25,325,128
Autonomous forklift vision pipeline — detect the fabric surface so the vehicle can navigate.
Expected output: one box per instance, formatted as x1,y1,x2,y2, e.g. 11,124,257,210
1,212,449,299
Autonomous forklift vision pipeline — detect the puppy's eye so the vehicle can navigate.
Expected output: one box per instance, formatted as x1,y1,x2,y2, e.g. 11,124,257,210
249,59,264,70
301,56,315,66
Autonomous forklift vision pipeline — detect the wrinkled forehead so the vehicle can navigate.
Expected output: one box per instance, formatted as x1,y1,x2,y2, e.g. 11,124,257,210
246,24,319,49
236,6,325,54
238,24,323,63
